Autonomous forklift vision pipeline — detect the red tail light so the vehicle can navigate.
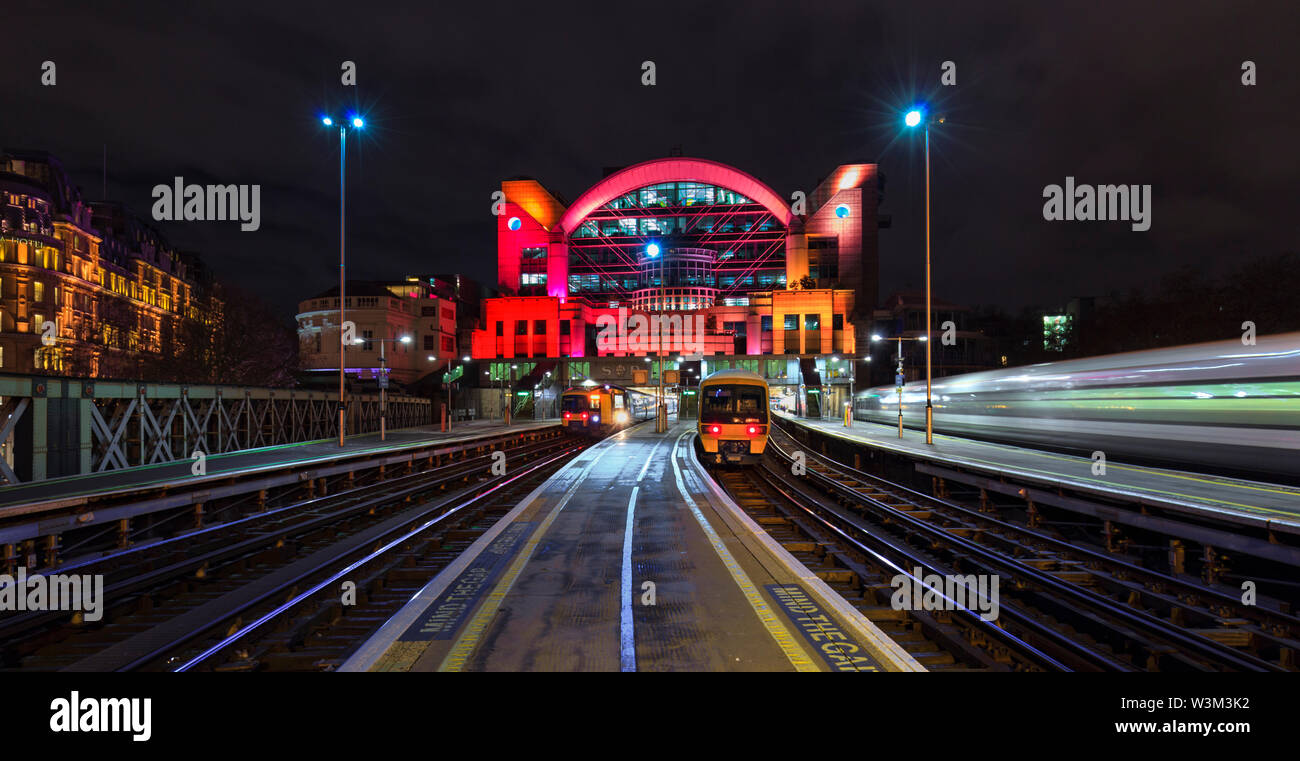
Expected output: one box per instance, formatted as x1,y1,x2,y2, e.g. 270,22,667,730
746,425,767,437
581,412,589,420
563,412,571,420
709,425,721,435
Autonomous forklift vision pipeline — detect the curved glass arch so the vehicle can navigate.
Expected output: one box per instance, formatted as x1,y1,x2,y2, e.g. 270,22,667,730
570,181,766,238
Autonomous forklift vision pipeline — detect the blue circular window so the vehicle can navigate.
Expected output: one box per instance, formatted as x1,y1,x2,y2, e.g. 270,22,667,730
834,204,850,219
507,216,522,231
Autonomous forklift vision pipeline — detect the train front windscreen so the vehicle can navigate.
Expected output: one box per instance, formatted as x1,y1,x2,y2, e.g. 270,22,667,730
701,386,768,424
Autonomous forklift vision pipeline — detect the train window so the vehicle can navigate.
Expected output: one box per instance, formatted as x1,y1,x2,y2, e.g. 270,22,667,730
613,394,625,409
562,395,584,413
701,386,768,424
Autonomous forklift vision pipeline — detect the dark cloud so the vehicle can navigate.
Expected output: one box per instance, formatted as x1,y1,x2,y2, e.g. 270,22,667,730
3,0,1295,317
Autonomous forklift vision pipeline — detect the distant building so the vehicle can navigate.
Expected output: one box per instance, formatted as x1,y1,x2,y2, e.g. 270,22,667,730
0,150,222,377
295,277,461,388
1042,297,1094,353
869,290,995,384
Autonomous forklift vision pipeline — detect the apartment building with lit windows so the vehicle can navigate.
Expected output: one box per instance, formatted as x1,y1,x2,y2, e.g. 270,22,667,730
0,150,221,377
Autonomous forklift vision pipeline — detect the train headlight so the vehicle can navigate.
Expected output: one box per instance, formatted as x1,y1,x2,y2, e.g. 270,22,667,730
591,415,600,423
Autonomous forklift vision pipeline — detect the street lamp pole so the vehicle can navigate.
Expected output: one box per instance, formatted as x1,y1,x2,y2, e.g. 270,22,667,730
895,337,905,437
873,333,924,438
924,120,934,445
337,124,347,447
905,106,940,445
648,242,666,433
364,334,410,441
322,114,364,447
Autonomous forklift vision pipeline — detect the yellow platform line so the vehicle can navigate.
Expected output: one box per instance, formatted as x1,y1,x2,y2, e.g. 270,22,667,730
437,435,620,672
669,432,819,672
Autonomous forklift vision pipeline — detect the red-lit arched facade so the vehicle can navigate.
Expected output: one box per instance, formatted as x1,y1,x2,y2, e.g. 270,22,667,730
472,157,881,364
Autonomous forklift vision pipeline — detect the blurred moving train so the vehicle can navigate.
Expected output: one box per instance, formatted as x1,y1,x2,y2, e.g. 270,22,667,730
561,384,652,435
854,332,1300,478
698,369,769,465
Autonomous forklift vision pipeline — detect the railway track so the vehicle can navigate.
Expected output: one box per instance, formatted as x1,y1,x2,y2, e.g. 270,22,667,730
709,423,1299,671
1,434,586,671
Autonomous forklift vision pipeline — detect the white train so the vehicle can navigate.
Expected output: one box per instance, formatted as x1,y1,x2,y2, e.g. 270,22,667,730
854,333,1300,478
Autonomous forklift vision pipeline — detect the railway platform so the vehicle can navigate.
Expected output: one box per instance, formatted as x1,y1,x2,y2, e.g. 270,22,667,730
786,415,1300,534
0,419,560,511
0,420,562,559
342,421,922,673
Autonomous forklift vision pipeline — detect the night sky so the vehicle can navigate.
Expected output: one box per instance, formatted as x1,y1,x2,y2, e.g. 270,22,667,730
4,0,1296,320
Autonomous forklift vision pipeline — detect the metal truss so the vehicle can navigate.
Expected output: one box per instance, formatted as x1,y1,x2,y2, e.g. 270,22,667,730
0,374,434,483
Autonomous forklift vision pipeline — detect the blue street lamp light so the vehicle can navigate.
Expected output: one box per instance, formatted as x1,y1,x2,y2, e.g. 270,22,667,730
320,111,365,445
646,242,660,257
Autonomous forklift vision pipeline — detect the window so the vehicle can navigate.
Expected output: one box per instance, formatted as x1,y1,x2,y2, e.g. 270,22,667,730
805,314,820,330
442,307,454,321
422,306,437,316
833,314,844,331
441,336,454,352
32,313,45,333
761,316,772,333
33,281,44,302
361,329,373,351
522,247,547,260
534,320,547,334
560,320,570,335
424,335,436,350
521,273,547,286
515,320,528,336
700,386,768,424
783,315,798,331
496,321,504,336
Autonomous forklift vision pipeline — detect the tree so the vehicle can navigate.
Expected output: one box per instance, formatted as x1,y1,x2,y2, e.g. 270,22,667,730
140,286,299,387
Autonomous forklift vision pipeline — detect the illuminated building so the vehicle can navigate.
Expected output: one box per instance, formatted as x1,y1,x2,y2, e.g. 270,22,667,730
472,157,884,385
296,277,459,388
0,150,221,377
